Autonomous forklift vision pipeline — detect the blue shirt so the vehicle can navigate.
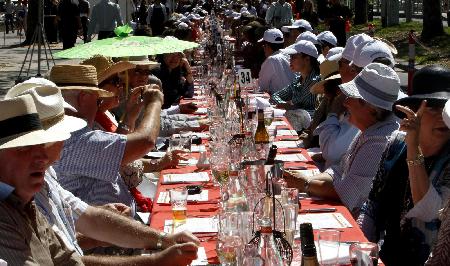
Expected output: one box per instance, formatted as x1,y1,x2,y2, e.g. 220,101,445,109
0,181,14,201
53,126,134,207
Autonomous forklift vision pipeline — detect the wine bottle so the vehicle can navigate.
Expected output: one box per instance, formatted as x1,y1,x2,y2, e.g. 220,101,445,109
300,223,320,266
254,109,269,144
266,145,278,164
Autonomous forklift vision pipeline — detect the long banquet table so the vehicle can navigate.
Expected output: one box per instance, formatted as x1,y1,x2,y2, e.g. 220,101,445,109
150,101,370,265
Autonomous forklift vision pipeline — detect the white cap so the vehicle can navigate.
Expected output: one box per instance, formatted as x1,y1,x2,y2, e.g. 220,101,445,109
282,40,319,58
444,100,450,129
295,31,318,45
258,28,284,44
177,22,190,30
231,11,241,20
240,6,248,12
350,39,396,68
328,33,373,62
326,47,344,61
317,31,337,47
282,19,313,32
241,10,251,17
339,63,405,110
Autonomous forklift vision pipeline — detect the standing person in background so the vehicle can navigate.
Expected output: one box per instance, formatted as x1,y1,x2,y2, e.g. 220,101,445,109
16,0,27,36
325,0,352,46
79,0,90,43
147,0,168,36
301,0,318,29
4,0,15,34
58,0,80,49
265,0,293,29
44,0,58,43
88,0,123,40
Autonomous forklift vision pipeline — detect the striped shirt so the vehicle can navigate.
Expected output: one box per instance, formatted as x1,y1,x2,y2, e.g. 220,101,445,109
53,127,134,207
325,114,399,217
0,182,83,265
270,69,321,112
35,167,89,255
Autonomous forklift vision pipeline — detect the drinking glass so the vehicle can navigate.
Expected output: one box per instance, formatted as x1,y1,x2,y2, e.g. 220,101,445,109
169,187,188,227
349,242,379,266
283,203,298,246
168,138,182,152
217,235,243,266
264,108,274,126
317,229,341,266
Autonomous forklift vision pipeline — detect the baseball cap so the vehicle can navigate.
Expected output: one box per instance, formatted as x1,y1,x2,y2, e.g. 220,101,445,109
282,19,313,32
258,28,284,44
350,40,395,68
282,40,318,58
326,47,344,61
317,31,338,47
295,31,318,45
328,33,373,62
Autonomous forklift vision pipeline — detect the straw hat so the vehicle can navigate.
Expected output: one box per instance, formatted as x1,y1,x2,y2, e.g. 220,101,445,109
80,55,135,84
310,60,341,94
5,86,87,133
6,77,76,112
49,65,114,98
0,95,70,150
126,55,160,70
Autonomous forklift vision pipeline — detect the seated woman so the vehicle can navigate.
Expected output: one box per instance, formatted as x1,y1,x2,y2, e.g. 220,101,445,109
270,40,321,131
357,65,450,265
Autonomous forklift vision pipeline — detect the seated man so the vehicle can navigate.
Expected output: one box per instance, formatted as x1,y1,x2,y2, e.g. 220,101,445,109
49,64,162,210
285,63,403,217
258,28,296,95
8,85,199,265
0,95,83,264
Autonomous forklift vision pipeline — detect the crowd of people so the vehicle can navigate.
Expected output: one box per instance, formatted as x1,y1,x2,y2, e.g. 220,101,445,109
0,0,449,265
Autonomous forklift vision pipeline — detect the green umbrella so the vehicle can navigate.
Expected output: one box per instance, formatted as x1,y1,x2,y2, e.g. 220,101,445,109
54,35,200,59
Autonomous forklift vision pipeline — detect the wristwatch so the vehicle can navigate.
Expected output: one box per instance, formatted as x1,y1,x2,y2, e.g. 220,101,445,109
156,231,168,250
118,122,130,133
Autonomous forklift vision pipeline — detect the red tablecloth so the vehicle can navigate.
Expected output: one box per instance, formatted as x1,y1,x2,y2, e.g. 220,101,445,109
150,116,369,264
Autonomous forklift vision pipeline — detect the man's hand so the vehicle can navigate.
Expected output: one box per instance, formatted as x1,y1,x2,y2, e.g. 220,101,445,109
156,149,188,171
157,242,198,266
284,170,308,192
195,118,209,131
165,231,200,247
179,102,198,114
101,203,132,217
142,84,164,105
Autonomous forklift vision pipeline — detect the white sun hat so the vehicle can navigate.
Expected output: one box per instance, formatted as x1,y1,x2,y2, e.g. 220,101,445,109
258,28,284,44
326,47,344,61
295,31,318,45
282,40,318,58
282,19,313,32
0,95,71,150
6,86,87,133
444,100,450,129
339,62,405,110
328,33,373,62
350,39,395,68
317,31,338,47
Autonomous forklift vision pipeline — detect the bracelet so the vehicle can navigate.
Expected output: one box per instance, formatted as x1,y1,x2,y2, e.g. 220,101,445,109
156,231,168,250
118,122,130,132
406,153,424,166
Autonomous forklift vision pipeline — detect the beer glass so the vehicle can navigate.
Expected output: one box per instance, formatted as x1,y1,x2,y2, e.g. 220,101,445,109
169,187,188,226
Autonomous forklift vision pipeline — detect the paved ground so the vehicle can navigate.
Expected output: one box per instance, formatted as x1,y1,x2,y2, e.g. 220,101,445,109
0,31,421,98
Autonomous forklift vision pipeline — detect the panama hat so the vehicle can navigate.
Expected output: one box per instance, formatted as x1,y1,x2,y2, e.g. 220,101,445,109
339,63,405,111
80,55,135,84
0,95,70,150
5,85,86,134
310,60,341,94
6,77,76,112
49,65,114,98
393,65,450,118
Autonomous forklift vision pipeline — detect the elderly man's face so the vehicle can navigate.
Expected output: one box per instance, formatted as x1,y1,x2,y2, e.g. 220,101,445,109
343,97,376,130
0,144,50,203
338,58,358,83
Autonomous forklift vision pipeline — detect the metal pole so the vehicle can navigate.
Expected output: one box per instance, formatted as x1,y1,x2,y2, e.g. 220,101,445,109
37,0,43,76
407,30,415,95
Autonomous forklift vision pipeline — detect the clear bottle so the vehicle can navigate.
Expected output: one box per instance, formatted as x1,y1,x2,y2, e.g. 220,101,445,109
257,217,285,266
224,169,249,212
254,109,270,144
300,223,320,266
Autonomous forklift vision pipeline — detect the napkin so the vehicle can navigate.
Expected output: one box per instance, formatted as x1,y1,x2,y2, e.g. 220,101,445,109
164,217,218,233
162,172,210,184
296,213,353,230
255,97,271,109
157,190,209,204
275,154,307,162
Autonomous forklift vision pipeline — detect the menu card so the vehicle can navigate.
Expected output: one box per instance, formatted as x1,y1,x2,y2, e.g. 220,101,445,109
271,121,288,126
275,154,308,162
273,141,302,148
277,130,298,136
157,190,209,204
162,172,210,184
191,145,206,152
164,218,218,233
179,158,199,166
194,108,208,115
296,213,353,230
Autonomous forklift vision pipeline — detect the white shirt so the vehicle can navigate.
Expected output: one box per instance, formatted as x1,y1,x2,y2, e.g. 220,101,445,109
258,50,295,95
265,1,293,28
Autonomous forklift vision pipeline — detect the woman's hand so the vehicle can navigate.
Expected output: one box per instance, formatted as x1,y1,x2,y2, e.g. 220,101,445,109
396,100,427,147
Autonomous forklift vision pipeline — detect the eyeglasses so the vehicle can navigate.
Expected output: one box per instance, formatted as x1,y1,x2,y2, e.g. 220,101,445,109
133,69,151,76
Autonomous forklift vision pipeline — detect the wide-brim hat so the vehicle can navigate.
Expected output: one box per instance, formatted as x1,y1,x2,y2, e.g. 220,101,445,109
49,65,114,98
0,95,70,150
310,60,341,94
80,55,135,84
5,85,87,134
393,65,450,118
339,63,405,111
126,55,161,70
444,100,450,129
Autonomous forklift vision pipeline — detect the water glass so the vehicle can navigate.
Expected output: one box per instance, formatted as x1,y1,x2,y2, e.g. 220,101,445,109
349,242,379,266
283,203,298,246
169,187,188,226
217,235,243,266
168,138,182,152
317,229,341,266
264,108,274,126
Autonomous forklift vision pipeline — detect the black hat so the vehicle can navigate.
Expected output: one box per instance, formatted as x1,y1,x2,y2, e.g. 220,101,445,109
393,65,450,118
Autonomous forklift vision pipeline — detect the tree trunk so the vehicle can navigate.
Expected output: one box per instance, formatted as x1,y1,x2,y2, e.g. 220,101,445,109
422,0,444,40
354,0,368,25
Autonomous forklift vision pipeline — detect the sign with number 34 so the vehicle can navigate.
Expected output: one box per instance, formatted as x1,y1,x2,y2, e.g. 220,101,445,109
237,69,252,87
